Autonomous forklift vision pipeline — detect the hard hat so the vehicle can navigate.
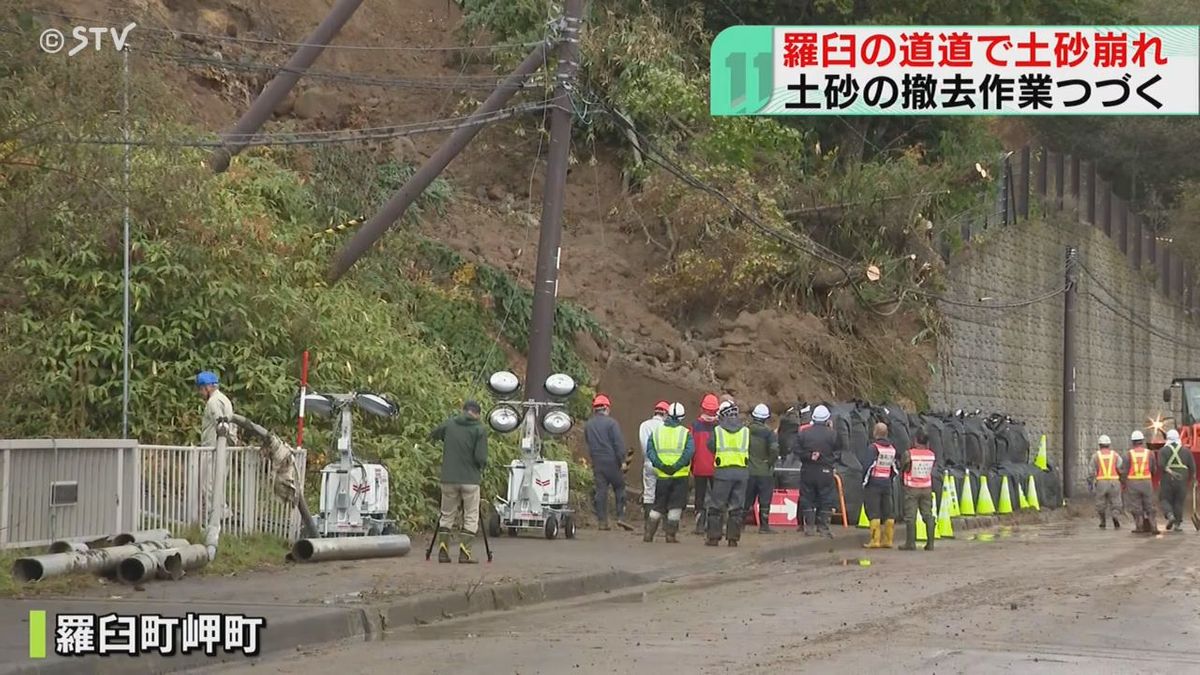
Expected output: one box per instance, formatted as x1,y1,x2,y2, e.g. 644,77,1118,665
700,394,719,414
720,403,739,419
653,400,670,414
718,400,732,413
667,402,686,420
751,404,770,421
592,394,611,408
195,371,219,387
1130,429,1145,442
811,405,831,423
1167,428,1181,443
1098,434,1111,446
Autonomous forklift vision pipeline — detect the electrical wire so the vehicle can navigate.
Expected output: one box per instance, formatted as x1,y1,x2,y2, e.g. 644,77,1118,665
31,7,545,52
33,102,550,148
1086,290,1200,351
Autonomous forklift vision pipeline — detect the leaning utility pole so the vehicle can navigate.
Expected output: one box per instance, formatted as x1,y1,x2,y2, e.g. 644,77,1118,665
208,0,364,173
1062,246,1078,500
524,0,583,404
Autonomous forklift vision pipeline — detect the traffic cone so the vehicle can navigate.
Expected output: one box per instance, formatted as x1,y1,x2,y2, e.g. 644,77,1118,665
1018,478,1030,510
976,475,996,515
997,475,1014,515
858,504,870,528
947,476,961,517
1026,474,1041,511
937,489,955,538
915,507,928,541
1034,435,1048,471
960,471,976,516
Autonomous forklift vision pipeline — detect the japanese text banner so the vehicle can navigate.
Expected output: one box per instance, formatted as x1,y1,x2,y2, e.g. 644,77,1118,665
711,26,1200,116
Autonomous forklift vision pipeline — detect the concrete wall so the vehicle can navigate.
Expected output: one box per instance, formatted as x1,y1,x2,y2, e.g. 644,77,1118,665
930,213,1200,490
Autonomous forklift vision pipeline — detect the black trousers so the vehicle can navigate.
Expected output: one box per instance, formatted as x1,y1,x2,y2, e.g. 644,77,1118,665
653,477,690,517
800,468,836,516
693,475,712,518
863,484,894,521
744,475,774,520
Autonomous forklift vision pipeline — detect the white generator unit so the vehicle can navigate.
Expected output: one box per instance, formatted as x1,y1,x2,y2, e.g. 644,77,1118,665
317,461,391,534
505,459,569,507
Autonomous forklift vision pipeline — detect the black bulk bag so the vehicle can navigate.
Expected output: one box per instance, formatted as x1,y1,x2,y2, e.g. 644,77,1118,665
962,414,996,469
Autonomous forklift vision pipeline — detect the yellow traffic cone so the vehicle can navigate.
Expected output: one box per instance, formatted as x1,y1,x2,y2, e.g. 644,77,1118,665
976,475,996,515
915,509,928,541
858,504,870,528
997,475,1014,515
1018,478,1030,509
947,476,961,517
1026,474,1041,511
1034,435,1048,471
960,472,976,516
937,489,955,538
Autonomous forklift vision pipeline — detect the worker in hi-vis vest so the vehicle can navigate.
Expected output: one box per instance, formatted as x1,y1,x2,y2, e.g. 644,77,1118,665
1156,429,1195,533
1123,430,1160,535
1087,434,1124,530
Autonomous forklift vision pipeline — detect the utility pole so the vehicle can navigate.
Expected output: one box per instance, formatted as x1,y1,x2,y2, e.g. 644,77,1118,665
208,0,364,173
1062,246,1078,500
121,46,131,439
524,0,583,404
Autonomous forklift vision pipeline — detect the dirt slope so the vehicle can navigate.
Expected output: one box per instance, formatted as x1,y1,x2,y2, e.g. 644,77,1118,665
38,0,933,419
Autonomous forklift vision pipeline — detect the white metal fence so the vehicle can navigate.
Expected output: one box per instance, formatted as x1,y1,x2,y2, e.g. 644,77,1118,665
0,440,307,550
137,445,306,542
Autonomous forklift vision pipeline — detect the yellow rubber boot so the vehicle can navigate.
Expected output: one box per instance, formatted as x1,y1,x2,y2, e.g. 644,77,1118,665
863,519,882,548
882,519,895,548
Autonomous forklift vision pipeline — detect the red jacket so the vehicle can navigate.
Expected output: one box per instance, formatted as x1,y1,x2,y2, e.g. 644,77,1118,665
691,416,718,477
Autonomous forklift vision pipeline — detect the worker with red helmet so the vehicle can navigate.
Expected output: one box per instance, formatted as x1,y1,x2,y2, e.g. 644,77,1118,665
584,393,630,530
639,401,671,521
690,394,721,534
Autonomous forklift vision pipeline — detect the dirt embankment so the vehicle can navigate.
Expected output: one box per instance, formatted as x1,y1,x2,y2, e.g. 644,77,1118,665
44,0,934,414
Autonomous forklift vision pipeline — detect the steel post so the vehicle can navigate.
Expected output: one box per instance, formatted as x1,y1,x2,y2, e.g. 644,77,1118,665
1062,247,1078,500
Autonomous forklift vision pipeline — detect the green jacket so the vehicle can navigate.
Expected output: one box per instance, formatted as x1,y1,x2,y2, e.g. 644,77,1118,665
431,414,489,485
748,421,780,477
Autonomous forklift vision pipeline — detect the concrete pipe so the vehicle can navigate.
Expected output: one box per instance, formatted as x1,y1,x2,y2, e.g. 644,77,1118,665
48,541,89,554
172,544,212,578
291,535,411,563
111,528,172,546
12,538,191,583
118,549,182,585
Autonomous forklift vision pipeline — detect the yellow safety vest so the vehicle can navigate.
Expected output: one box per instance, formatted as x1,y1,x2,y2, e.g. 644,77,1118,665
1095,450,1119,480
1127,447,1151,480
714,426,750,469
652,425,691,478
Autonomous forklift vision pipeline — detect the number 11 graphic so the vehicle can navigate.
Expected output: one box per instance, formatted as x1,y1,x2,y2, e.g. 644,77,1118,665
724,49,773,113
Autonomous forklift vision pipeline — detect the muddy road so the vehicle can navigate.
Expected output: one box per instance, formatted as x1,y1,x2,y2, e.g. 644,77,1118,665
209,522,1200,674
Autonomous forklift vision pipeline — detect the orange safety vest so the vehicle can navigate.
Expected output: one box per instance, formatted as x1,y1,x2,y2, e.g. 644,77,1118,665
1127,446,1152,480
869,443,896,481
1095,449,1119,481
904,446,935,489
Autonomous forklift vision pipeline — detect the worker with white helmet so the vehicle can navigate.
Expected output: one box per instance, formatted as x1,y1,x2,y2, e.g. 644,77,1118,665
1087,434,1124,530
704,401,751,546
1123,429,1160,534
644,403,695,543
792,404,842,537
744,404,781,534
1156,428,1195,532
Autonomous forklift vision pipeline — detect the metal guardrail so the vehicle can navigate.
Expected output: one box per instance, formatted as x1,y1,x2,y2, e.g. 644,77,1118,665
0,440,306,550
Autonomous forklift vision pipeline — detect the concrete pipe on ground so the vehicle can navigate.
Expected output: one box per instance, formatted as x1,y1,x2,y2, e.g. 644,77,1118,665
48,541,89,554
118,549,183,585
111,528,172,546
12,538,191,583
291,535,411,562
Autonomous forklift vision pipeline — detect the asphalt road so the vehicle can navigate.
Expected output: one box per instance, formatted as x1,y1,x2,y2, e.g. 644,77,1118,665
210,521,1200,674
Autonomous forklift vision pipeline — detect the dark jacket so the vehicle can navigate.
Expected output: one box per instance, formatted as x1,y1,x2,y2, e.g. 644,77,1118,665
748,421,781,477
794,423,839,472
431,414,488,485
584,412,626,465
646,418,695,478
1157,442,1196,482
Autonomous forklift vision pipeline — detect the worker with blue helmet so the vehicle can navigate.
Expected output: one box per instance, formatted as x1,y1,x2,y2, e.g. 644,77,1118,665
196,370,235,520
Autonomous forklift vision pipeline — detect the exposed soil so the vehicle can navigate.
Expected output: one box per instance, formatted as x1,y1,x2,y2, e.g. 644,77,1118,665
37,0,934,420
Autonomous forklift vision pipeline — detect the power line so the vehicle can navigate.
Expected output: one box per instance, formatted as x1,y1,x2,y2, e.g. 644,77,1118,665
31,7,544,52
1086,290,1200,351
34,102,551,148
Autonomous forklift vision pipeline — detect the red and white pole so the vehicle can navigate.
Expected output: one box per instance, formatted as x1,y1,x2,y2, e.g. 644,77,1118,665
297,350,310,449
